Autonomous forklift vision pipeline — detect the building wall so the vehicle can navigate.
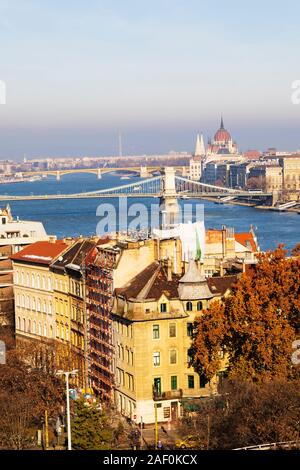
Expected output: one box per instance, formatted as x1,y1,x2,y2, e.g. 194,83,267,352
280,157,300,192
113,296,218,424
13,262,55,341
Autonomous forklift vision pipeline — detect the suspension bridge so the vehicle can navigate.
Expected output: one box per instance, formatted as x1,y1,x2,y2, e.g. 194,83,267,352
0,168,273,202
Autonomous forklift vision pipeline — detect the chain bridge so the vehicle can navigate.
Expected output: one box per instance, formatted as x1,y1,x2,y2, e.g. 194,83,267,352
0,168,272,202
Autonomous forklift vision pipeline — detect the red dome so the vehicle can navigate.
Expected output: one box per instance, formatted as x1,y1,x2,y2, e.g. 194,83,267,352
214,128,231,142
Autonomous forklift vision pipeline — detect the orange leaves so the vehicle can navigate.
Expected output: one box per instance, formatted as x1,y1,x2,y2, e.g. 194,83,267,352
191,244,300,382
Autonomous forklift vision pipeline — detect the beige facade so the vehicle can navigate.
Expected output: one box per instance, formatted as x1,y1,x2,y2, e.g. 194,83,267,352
13,262,55,341
265,166,283,192
280,157,300,192
113,260,235,424
189,157,202,181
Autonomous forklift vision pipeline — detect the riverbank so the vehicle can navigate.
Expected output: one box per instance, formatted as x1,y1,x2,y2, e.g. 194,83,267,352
199,195,300,214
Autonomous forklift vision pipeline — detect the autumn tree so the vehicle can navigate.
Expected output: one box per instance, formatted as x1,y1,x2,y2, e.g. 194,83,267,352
180,378,300,449
192,245,300,381
0,340,64,449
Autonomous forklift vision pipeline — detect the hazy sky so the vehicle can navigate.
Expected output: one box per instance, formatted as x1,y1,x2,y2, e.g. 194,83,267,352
1,0,300,158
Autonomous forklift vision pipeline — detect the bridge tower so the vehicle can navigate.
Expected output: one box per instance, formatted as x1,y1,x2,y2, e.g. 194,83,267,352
56,171,61,181
97,168,102,179
140,166,149,178
159,167,180,230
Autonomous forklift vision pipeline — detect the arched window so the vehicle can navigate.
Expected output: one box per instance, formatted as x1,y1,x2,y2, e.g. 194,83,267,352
21,272,24,285
21,295,25,308
23,318,26,331
18,317,21,329
32,297,36,310
43,301,47,313
50,325,53,338
26,273,30,286
186,301,193,312
197,301,203,311
48,277,52,291
38,322,42,336
42,277,46,290
17,294,20,307
26,296,30,309
37,298,41,311
37,275,40,289
28,319,31,333
33,320,36,334
31,273,35,288
49,302,52,315
15,271,19,284
43,324,47,337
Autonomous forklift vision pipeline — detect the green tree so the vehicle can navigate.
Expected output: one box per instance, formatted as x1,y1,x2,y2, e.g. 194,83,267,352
71,400,113,450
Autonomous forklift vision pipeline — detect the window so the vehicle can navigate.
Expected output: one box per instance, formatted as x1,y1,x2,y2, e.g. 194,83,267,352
187,348,193,365
186,301,193,312
197,301,203,311
153,378,161,396
153,324,160,339
171,376,177,390
200,374,207,388
187,322,193,337
160,303,167,313
169,323,176,337
188,375,195,389
153,352,160,366
169,349,177,364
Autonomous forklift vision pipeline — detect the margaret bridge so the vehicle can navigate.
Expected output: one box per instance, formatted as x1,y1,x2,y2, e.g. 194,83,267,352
0,167,273,203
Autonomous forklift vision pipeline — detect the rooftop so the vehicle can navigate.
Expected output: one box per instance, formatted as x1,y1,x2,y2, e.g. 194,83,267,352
11,240,69,265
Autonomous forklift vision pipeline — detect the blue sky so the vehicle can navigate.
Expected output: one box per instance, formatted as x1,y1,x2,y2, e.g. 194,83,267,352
1,0,300,158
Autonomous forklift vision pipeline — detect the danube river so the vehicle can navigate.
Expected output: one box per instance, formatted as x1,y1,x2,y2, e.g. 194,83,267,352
1,173,299,252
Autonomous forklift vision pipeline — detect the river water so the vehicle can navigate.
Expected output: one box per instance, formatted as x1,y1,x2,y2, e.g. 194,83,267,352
0,173,299,252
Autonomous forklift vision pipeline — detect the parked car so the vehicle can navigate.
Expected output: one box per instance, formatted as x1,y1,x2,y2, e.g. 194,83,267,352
175,435,199,449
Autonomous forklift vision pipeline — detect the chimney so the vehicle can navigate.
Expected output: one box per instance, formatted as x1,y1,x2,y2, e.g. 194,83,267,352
49,235,56,244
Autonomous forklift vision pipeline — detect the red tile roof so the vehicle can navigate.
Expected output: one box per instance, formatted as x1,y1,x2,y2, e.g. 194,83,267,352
235,232,257,252
11,240,69,265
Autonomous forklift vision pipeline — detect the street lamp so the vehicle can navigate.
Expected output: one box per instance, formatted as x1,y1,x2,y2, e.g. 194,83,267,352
57,369,78,450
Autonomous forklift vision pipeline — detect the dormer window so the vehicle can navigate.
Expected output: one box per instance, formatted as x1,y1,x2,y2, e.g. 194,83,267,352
160,303,167,313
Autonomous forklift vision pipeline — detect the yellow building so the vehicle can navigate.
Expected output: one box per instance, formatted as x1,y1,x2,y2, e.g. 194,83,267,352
113,258,237,424
50,238,98,388
11,240,69,342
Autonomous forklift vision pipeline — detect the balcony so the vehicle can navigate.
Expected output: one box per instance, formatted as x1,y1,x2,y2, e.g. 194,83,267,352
153,388,183,401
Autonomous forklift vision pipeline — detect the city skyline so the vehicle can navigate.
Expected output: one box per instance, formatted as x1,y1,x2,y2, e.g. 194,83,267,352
1,1,300,157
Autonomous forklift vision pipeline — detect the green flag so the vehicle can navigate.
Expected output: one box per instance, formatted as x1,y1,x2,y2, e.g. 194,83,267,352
195,225,201,261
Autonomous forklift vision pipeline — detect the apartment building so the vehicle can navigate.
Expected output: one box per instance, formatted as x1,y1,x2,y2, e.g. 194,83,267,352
113,258,237,424
0,204,49,330
11,240,69,342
